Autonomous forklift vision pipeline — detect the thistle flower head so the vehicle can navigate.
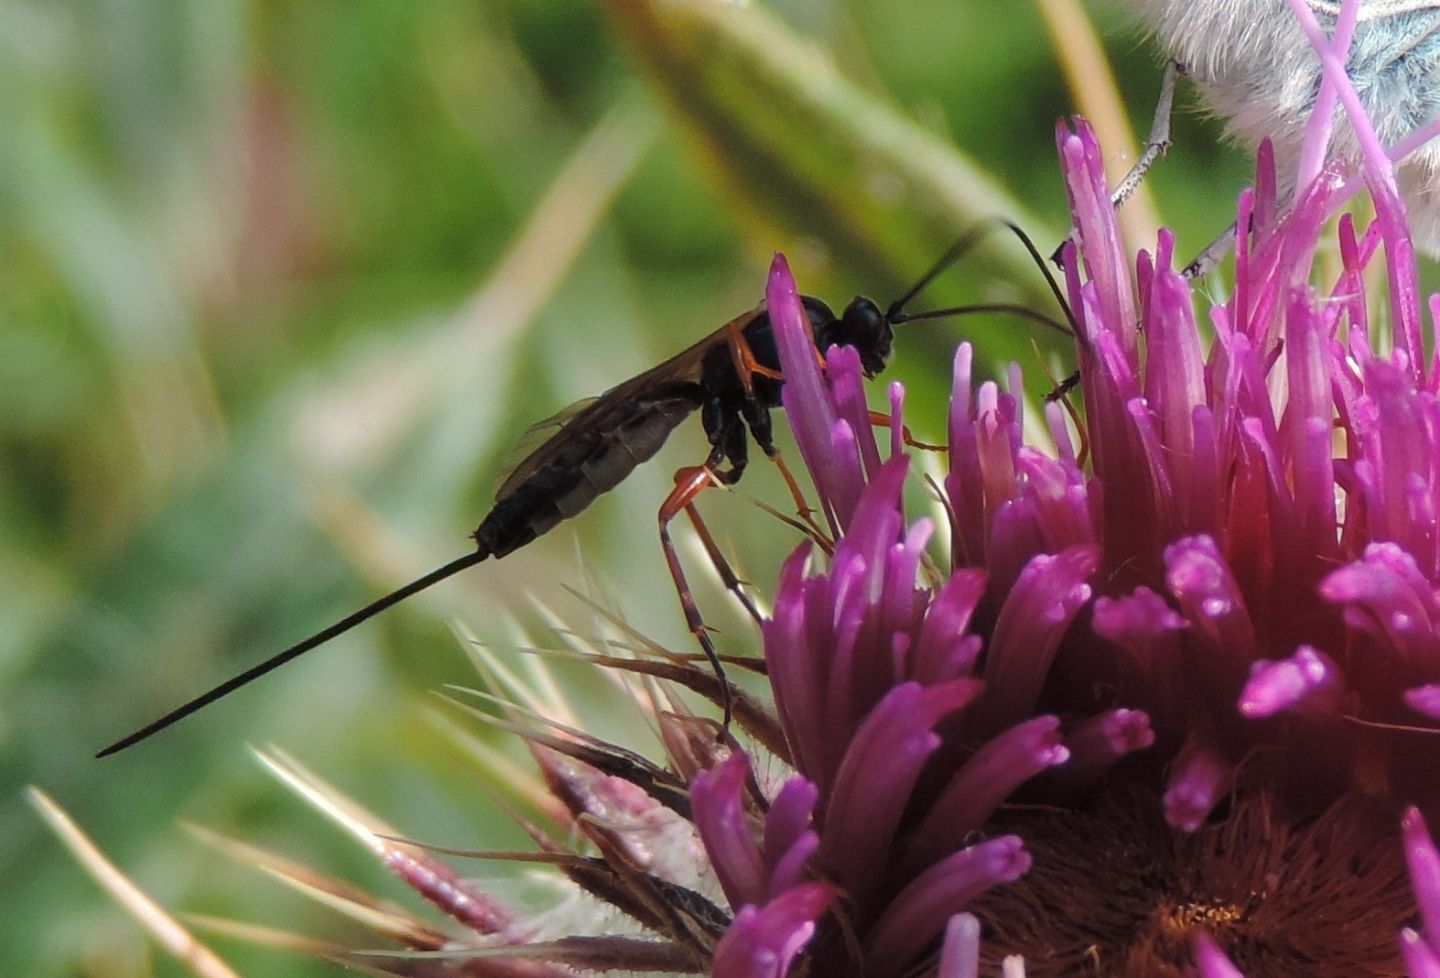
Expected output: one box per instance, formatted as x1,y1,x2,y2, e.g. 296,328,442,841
206,94,1440,978
683,3,1440,969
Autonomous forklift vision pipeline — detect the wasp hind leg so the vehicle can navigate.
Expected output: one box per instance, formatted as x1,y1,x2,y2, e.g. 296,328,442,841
659,424,748,732
681,401,767,624
679,498,765,627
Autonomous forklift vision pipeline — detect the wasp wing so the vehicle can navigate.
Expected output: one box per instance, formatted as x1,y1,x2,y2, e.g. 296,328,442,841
492,305,764,502
494,396,601,492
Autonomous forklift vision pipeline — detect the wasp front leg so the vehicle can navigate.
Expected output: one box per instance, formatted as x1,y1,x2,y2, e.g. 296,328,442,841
740,396,831,549
864,410,947,453
720,316,827,542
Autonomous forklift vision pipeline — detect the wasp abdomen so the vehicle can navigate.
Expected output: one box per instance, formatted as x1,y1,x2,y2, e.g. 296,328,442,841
474,391,702,559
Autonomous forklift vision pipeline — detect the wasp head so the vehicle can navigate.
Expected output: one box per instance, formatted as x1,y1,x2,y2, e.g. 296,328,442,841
838,296,894,378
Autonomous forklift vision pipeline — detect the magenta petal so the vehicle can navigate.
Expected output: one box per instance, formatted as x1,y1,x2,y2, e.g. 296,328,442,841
1237,646,1343,718
1092,586,1188,642
912,716,1070,859
764,778,820,868
838,455,910,575
766,830,819,904
1091,586,1189,716
690,752,823,911
768,254,833,473
822,680,982,903
1061,708,1155,786
820,418,867,531
1285,290,1339,549
948,344,988,566
1320,543,1440,660
863,836,1030,972
764,778,821,899
937,914,981,978
1144,230,1207,454
1164,739,1234,832
888,381,906,461
913,569,987,683
1192,932,1246,978
1402,929,1440,978
974,381,1020,507
1163,535,1256,672
1348,362,1440,563
827,342,883,481
711,883,834,978
1057,118,1136,356
691,753,766,910
769,253,863,532
1404,807,1440,943
1013,446,1093,553
1407,685,1440,720
765,544,826,778
981,545,1098,728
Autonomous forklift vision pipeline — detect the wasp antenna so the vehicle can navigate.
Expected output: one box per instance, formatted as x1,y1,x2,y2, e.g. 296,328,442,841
892,302,1072,336
886,219,1079,340
885,223,993,319
95,549,490,758
1002,219,1080,337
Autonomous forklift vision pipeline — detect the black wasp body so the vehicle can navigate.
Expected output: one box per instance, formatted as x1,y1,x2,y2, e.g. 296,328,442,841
97,222,1071,758
474,295,892,560
97,292,901,756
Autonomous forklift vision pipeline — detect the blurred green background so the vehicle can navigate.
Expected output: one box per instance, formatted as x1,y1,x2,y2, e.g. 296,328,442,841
2,1,1252,975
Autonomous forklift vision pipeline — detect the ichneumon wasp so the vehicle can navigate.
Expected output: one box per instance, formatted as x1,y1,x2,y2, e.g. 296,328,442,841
96,220,1076,758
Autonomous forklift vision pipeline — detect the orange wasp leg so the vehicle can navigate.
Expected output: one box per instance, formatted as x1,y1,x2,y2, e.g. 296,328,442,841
680,498,764,626
763,448,830,547
725,320,784,390
766,451,829,545
659,449,736,730
866,410,947,453
724,315,824,391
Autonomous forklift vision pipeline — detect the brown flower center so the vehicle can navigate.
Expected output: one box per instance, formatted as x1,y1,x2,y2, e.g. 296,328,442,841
968,785,1414,978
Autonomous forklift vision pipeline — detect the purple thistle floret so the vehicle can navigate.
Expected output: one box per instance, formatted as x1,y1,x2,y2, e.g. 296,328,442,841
692,2,1440,968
